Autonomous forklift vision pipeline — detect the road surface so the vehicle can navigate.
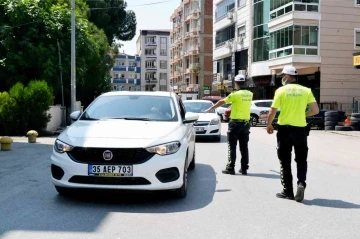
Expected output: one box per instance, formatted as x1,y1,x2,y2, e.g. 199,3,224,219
1,124,359,239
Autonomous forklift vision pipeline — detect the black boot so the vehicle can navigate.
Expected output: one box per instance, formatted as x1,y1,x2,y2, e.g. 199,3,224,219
238,168,247,175
276,189,295,200
295,183,305,202
222,168,235,175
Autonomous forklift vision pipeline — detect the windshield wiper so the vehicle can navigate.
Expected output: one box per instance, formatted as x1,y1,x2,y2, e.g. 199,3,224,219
101,117,152,121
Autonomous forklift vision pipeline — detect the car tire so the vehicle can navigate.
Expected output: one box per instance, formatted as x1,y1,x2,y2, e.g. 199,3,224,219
173,157,188,198
324,126,335,131
335,126,353,131
325,121,338,126
55,186,72,196
188,148,195,170
250,115,258,127
324,111,339,117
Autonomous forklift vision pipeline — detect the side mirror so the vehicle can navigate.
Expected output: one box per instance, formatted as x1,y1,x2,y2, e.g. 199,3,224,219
183,112,199,124
70,111,81,121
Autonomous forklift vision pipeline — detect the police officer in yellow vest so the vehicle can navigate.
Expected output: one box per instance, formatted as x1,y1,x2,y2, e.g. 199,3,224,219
266,66,319,202
204,74,253,175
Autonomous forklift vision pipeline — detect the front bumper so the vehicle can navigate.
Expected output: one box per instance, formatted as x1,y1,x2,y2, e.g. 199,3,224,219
50,146,187,191
194,124,221,137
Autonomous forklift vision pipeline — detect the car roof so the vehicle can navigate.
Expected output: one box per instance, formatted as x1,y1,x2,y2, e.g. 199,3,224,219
101,91,174,97
183,100,213,103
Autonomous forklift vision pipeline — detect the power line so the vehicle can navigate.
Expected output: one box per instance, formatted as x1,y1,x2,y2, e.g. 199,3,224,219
0,0,175,29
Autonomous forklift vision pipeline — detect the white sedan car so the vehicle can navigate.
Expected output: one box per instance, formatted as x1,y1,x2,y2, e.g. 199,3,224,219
183,100,221,142
51,91,199,198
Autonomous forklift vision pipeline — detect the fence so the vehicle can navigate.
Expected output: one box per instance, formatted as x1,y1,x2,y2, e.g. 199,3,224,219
320,97,360,114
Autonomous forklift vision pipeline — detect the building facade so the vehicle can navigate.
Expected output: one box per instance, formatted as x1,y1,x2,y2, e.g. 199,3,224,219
110,53,141,91
136,30,171,91
213,0,360,111
170,0,214,97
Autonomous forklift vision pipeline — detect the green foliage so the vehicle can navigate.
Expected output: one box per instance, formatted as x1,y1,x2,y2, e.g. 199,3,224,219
0,0,131,108
85,0,137,44
0,80,54,135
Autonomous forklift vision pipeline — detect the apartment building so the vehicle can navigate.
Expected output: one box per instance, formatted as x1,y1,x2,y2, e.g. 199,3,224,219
170,0,214,97
213,0,360,111
110,53,141,91
136,30,171,91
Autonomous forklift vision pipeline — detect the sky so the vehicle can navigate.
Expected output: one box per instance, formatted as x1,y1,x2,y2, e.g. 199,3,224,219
118,0,180,55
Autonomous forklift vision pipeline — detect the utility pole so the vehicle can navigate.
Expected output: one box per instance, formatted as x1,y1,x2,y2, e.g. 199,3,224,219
70,0,76,113
57,39,66,127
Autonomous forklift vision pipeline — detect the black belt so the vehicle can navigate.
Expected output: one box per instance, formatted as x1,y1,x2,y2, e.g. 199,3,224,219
278,125,306,129
231,119,249,123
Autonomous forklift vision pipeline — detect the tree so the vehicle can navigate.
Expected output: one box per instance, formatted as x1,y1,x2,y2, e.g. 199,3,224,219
85,0,137,44
0,0,118,108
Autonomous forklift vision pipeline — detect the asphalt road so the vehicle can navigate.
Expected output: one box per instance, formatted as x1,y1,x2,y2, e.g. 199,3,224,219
1,124,360,239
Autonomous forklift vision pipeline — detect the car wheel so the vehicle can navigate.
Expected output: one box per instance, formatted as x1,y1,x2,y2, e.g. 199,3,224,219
188,148,195,170
55,186,72,196
250,115,258,127
174,157,188,198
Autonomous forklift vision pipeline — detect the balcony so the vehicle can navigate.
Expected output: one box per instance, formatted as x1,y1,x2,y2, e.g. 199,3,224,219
145,41,157,46
267,46,321,70
145,64,157,70
268,2,320,30
145,54,157,58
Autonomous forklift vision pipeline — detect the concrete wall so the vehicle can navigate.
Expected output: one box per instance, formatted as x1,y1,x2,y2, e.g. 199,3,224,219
46,105,62,132
320,0,360,104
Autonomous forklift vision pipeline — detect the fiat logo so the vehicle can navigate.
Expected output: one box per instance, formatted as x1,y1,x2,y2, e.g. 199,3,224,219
103,150,113,161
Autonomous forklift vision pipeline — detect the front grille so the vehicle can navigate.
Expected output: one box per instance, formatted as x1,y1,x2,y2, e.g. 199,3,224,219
67,147,155,164
69,176,151,185
194,121,209,126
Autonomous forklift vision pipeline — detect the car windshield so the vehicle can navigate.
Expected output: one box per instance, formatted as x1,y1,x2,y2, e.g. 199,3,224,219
80,95,178,122
183,101,215,113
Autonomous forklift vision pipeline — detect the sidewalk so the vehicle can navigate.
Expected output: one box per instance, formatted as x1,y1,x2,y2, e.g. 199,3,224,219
326,130,360,138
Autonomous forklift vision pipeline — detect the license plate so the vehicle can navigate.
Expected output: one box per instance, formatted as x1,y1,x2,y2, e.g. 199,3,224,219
88,165,133,177
195,127,204,132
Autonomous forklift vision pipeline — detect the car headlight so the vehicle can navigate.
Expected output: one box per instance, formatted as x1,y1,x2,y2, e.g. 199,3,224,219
54,139,74,153
210,118,220,125
146,141,181,156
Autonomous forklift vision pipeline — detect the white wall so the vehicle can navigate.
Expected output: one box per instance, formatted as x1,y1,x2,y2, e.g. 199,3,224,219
46,105,62,132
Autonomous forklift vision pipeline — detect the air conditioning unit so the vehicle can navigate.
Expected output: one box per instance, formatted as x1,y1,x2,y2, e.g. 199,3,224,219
227,12,233,20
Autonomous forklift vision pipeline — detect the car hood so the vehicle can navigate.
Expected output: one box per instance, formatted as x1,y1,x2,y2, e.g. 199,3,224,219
59,120,182,148
197,113,219,121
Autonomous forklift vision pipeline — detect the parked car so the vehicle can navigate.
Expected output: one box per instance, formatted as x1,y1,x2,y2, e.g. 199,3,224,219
216,103,231,122
223,99,273,126
183,100,221,141
51,91,199,198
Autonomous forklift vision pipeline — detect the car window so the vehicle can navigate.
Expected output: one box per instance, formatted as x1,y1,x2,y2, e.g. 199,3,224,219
80,95,178,122
221,104,231,108
183,101,215,113
254,101,272,107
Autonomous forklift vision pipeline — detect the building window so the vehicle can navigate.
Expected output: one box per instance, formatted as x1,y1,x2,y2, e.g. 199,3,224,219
357,0,360,6
128,61,136,67
215,0,235,22
238,0,245,8
238,24,246,42
145,36,156,44
355,29,360,48
270,0,319,20
145,60,156,68
253,0,270,62
145,49,156,55
269,25,318,59
160,37,167,56
215,24,236,47
160,60,167,69
145,72,156,80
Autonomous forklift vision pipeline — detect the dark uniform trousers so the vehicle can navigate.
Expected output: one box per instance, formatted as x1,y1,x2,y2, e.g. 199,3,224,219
277,125,308,192
226,120,250,170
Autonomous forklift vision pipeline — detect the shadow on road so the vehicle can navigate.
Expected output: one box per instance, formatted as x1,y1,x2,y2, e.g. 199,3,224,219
0,141,216,235
303,199,360,209
196,135,227,143
243,173,279,179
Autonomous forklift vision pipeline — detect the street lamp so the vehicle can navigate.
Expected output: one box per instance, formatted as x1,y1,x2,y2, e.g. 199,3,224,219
70,0,76,113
